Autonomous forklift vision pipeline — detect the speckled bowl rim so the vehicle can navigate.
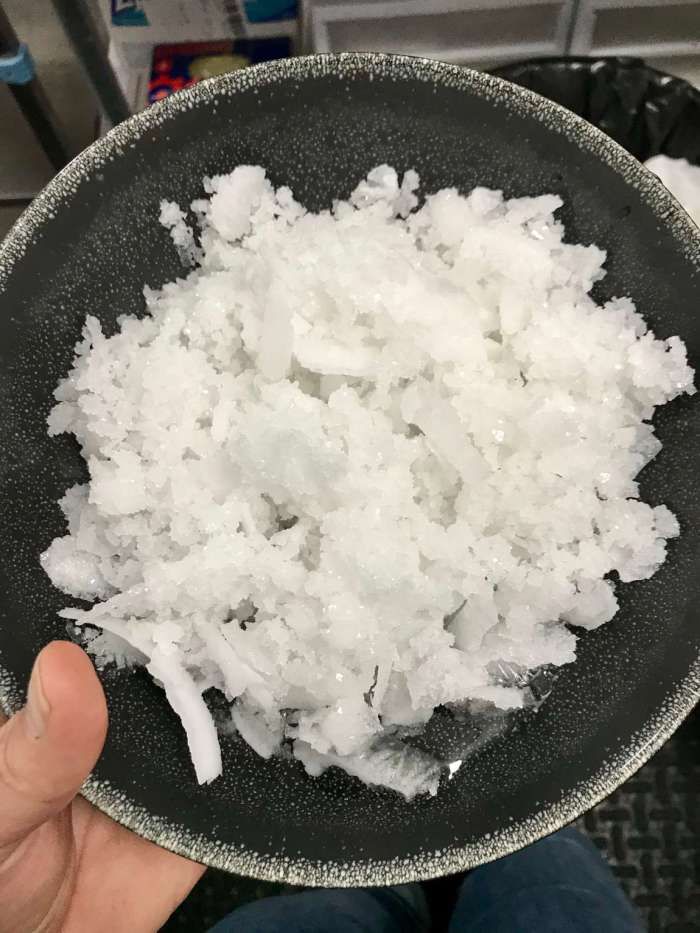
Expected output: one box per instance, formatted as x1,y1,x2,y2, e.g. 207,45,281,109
0,52,699,887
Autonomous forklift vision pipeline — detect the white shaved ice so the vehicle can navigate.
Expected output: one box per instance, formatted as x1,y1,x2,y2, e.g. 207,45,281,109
41,165,695,798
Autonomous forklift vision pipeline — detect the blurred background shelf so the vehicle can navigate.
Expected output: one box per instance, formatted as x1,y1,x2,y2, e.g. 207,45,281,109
301,0,575,67
571,0,700,58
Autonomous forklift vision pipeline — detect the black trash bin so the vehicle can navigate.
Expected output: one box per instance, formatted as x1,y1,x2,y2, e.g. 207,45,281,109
492,57,700,165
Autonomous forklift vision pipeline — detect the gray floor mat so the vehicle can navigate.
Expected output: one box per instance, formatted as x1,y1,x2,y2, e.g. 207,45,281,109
576,711,699,932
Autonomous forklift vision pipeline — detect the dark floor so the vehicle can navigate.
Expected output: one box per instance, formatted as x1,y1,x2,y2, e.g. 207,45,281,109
163,708,699,932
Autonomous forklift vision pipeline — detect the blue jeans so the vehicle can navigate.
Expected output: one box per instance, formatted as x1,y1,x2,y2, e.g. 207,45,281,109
209,827,643,932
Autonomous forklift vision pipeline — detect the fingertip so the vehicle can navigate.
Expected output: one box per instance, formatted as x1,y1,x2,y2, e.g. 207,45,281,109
35,641,108,746
0,643,109,846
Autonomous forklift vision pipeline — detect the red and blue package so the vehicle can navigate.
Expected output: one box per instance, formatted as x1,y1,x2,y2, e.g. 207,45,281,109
148,37,292,105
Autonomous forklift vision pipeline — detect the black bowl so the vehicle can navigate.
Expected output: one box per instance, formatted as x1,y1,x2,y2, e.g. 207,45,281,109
0,54,698,886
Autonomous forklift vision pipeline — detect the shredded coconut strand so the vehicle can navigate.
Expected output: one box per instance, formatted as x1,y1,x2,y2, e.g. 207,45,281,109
41,165,695,798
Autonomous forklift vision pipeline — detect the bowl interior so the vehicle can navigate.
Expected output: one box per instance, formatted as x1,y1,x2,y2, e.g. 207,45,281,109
0,55,698,885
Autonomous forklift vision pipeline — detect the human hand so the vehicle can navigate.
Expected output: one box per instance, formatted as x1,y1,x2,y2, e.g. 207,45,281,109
0,641,205,932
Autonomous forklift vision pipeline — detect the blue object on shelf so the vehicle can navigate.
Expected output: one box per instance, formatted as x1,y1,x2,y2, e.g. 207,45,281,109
0,41,35,85
244,0,297,23
111,0,149,27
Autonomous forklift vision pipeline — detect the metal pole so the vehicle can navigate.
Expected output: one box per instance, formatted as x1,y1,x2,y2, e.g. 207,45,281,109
0,2,72,172
50,0,131,127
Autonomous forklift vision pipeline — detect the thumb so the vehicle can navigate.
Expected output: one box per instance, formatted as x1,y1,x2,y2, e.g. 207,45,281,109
0,641,108,853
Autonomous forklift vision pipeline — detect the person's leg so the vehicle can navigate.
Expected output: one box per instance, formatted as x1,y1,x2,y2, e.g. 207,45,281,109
448,827,643,933
208,883,430,933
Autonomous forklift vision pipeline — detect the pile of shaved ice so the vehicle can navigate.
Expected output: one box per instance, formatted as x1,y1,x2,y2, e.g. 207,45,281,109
41,165,695,798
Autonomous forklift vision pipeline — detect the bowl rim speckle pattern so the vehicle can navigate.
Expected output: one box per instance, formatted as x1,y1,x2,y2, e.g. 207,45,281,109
0,52,698,886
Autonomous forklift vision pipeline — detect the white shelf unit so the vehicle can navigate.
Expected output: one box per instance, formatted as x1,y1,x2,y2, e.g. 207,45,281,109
101,1,298,44
570,0,700,58
301,0,576,66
